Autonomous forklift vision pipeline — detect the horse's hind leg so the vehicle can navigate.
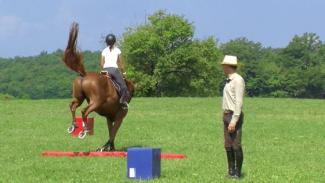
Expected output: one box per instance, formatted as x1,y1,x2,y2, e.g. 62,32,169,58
68,77,85,133
70,98,84,123
67,98,83,134
78,101,100,139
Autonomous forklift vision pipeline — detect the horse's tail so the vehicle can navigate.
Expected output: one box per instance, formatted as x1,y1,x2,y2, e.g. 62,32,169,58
63,22,86,76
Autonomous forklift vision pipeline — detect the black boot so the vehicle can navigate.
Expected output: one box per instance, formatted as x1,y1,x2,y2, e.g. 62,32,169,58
226,148,236,177
234,147,243,178
120,91,130,110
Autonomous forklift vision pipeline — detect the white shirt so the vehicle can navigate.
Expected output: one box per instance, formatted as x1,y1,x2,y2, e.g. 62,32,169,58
101,46,121,68
222,73,245,124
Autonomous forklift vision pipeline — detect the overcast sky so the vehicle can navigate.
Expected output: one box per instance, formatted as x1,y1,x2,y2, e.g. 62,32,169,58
0,0,324,58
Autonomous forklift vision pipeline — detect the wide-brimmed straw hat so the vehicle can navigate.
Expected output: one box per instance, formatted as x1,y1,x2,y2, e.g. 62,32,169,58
221,55,238,66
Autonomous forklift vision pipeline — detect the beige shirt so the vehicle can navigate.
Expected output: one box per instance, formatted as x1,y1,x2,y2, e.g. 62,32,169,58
222,73,245,124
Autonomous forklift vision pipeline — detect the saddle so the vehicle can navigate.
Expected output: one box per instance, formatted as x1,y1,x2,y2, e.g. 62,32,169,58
100,71,121,95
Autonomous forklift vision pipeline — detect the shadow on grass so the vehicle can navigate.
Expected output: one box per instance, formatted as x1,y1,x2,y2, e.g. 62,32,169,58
224,172,246,180
118,145,145,151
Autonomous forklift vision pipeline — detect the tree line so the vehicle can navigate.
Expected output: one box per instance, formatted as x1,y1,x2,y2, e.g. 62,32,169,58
0,10,324,99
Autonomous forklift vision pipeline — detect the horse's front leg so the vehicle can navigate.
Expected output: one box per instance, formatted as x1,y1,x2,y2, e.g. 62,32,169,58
97,117,115,152
107,110,127,150
97,110,126,152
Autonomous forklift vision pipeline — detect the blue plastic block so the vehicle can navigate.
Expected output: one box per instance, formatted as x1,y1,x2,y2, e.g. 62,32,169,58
127,147,161,180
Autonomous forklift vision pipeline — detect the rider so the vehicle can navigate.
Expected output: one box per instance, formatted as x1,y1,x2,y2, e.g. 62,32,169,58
100,34,129,110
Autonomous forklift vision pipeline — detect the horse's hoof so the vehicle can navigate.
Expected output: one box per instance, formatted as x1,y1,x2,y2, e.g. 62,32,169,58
105,145,115,151
109,144,115,151
96,148,103,152
96,145,114,152
78,130,87,139
67,125,75,134
96,147,109,152
96,141,115,152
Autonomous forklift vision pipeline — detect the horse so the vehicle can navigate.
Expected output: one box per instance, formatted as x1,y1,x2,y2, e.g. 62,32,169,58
63,22,135,151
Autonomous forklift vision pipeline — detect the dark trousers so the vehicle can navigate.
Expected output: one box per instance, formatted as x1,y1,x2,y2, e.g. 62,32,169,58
223,112,244,150
223,111,244,176
104,67,129,103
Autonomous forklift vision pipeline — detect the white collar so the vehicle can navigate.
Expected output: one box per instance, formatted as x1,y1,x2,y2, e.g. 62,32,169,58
228,73,237,80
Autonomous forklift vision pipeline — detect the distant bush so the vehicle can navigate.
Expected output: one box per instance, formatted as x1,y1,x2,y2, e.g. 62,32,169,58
0,93,15,100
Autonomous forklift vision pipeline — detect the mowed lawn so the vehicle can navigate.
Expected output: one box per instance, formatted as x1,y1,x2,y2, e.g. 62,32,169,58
0,98,324,182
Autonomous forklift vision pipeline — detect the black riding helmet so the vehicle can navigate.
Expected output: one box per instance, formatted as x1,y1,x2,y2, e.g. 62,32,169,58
105,34,116,46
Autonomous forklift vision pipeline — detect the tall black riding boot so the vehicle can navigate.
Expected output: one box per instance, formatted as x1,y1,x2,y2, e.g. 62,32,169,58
119,89,130,110
226,148,235,177
234,147,243,178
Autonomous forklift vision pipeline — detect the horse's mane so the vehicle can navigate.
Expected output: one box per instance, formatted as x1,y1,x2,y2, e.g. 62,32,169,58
63,22,86,76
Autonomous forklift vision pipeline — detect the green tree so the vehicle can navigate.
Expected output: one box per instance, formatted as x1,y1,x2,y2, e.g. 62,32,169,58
279,33,324,98
282,32,322,69
122,10,222,96
0,49,99,99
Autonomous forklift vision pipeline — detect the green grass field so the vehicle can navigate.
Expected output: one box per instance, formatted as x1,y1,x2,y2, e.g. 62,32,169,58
0,98,324,182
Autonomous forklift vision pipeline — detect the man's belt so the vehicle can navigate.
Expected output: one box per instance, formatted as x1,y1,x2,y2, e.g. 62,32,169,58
223,110,233,114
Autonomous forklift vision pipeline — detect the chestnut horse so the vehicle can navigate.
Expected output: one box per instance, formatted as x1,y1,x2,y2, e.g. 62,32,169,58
63,22,135,151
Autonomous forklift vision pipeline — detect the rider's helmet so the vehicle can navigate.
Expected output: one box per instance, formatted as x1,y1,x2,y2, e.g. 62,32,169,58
105,34,116,46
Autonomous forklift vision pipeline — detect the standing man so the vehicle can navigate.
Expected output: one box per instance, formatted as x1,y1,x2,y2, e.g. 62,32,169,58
221,55,245,178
